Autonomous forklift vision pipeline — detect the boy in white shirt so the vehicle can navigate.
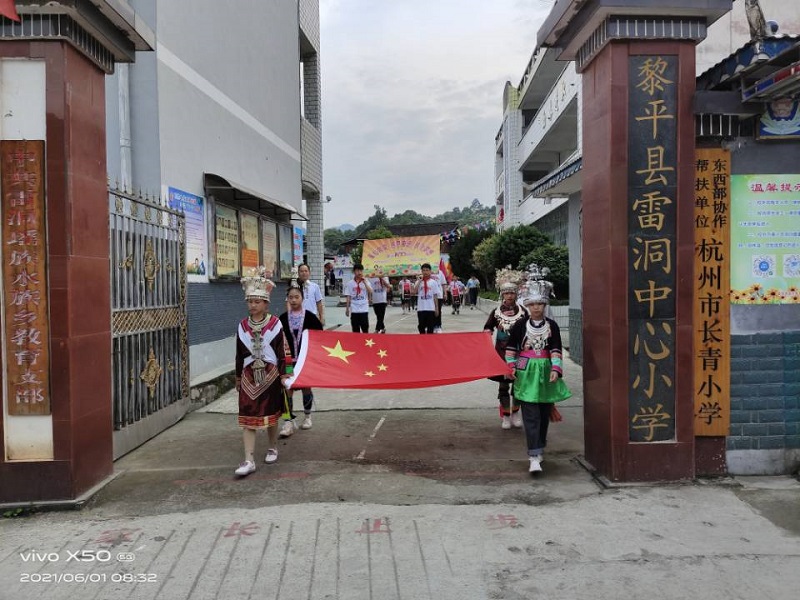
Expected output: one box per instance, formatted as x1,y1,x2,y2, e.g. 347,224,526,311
344,263,373,332
412,263,442,334
368,271,390,333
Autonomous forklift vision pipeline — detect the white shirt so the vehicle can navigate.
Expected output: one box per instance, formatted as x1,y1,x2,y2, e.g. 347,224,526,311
301,280,323,315
368,276,389,304
436,271,447,299
345,278,372,313
416,277,441,311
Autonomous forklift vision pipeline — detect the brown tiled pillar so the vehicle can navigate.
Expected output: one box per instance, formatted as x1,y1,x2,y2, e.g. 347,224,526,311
0,41,111,502
582,41,697,481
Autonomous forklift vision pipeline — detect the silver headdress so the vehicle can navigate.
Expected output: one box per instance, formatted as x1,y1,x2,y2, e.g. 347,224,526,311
241,266,275,301
495,265,524,294
519,263,554,305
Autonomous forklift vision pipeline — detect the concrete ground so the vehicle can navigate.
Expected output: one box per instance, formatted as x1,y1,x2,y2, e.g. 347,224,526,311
1,300,799,599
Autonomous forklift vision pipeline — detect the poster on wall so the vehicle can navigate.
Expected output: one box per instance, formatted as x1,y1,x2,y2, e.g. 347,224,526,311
215,204,240,278
757,98,800,140
240,212,260,273
168,187,208,283
278,224,293,278
293,226,305,267
261,219,278,277
730,175,800,303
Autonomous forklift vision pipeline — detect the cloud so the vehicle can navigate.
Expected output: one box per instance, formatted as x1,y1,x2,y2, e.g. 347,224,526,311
320,0,555,226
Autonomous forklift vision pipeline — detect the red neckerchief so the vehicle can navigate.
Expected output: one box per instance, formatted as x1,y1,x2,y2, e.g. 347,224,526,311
423,276,429,296
354,276,363,295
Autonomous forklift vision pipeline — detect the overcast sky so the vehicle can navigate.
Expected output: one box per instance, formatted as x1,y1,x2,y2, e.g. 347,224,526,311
319,0,556,228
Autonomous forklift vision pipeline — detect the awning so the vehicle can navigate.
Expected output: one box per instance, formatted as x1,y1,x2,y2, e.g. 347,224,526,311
530,156,583,198
203,173,307,221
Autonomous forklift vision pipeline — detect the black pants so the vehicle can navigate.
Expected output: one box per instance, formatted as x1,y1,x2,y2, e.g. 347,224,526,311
372,302,387,332
351,312,369,332
417,310,437,334
497,379,518,415
520,402,553,456
286,389,313,419
469,288,478,306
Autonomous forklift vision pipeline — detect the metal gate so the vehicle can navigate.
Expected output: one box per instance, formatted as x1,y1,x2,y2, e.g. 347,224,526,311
109,186,189,459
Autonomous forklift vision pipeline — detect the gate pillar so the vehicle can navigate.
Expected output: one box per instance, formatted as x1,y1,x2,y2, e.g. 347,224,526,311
537,1,733,481
0,5,153,504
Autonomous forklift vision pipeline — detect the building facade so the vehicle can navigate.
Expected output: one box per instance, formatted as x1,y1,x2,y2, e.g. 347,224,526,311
498,0,800,475
104,0,323,390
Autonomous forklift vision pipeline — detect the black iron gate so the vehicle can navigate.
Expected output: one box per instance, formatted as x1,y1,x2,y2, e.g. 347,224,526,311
109,185,189,458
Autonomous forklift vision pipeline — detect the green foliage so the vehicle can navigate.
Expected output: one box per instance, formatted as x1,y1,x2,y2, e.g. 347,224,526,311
493,225,552,269
469,224,569,299
471,235,501,286
365,225,394,240
354,205,388,237
323,228,349,254
449,227,494,284
517,245,570,301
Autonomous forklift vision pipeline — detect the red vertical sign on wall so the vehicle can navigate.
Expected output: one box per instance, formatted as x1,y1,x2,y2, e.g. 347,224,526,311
1,140,51,415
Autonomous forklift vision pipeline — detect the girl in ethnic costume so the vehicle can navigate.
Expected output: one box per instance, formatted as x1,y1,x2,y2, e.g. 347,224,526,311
234,267,291,477
483,267,528,429
505,265,571,475
279,279,323,434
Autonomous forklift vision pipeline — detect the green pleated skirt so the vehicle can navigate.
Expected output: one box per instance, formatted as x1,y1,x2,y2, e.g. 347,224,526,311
514,357,571,404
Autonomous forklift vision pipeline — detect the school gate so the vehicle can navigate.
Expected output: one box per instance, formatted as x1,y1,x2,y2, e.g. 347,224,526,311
109,186,190,458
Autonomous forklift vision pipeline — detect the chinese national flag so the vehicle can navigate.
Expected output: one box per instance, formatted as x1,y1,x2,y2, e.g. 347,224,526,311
0,1,20,22
285,330,510,390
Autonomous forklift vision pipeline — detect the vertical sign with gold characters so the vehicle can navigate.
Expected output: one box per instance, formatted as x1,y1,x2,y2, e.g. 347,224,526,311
694,149,731,435
627,56,678,442
1,140,51,415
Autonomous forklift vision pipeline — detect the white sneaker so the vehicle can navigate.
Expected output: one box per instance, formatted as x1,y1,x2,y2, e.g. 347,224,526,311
511,411,523,428
264,448,278,464
235,460,256,476
300,415,313,430
529,457,543,474
501,416,511,430
433,327,443,333
279,420,297,438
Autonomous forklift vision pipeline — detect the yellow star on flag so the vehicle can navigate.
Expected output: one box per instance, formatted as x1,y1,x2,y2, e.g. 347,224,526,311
377,349,388,358
322,340,356,363
364,371,375,377
365,339,376,347
378,364,388,371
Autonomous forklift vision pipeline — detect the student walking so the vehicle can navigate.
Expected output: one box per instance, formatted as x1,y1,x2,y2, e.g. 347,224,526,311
234,267,291,477
344,263,372,332
413,263,441,334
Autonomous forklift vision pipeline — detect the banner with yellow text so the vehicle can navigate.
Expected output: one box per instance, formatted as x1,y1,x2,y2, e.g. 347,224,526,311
361,235,440,276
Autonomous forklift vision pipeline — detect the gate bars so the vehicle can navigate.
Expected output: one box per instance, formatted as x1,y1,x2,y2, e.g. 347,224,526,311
109,186,188,434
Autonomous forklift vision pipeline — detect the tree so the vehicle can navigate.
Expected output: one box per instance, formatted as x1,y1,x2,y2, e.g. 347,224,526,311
471,235,501,288
355,205,388,236
449,227,494,282
493,225,552,269
323,227,348,254
350,226,393,265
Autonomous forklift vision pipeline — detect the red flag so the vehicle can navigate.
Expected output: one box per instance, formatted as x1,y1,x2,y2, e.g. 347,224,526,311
0,1,20,22
286,330,510,390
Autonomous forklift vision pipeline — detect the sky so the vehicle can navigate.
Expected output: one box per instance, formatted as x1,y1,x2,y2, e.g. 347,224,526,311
319,0,557,228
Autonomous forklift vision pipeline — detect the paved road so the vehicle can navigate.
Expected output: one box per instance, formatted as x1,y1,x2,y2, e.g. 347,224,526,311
1,301,799,599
